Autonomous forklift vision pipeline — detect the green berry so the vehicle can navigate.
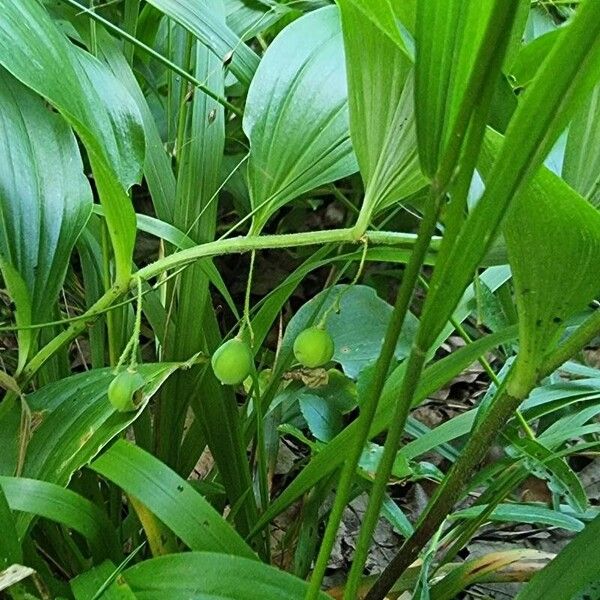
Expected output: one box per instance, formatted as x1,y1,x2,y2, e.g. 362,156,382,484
108,369,146,412
293,326,334,368
211,338,253,385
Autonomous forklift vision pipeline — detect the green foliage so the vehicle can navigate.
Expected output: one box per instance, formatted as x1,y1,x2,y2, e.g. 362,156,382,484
243,6,356,232
0,1,599,599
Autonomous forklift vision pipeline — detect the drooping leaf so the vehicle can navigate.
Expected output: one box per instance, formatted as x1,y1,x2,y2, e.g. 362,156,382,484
92,26,176,223
123,552,331,599
0,0,145,279
338,0,425,225
243,6,357,232
144,0,260,86
0,69,92,370
90,440,255,559
0,476,120,560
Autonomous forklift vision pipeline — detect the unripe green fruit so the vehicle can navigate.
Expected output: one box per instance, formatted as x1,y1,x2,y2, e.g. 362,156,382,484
108,369,146,412
211,338,253,385
293,326,334,368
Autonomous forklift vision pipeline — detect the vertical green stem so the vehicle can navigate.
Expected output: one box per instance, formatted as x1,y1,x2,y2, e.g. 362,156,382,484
363,375,528,600
364,308,600,600
305,186,443,600
343,3,521,595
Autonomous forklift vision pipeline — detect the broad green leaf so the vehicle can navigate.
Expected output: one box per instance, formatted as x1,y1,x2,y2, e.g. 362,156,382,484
0,70,92,370
298,371,357,441
415,1,497,176
72,561,137,600
243,6,357,232
0,486,21,569
451,503,585,532
516,513,600,600
563,83,600,206
338,0,425,225
0,0,145,279
0,476,119,560
481,130,600,387
420,1,600,352
90,440,255,559
123,552,330,599
144,0,259,86
282,285,418,379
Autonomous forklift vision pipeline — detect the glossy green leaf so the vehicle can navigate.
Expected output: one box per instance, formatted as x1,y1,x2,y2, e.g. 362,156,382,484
339,0,425,225
0,70,92,370
92,27,176,223
0,0,145,279
415,1,496,176
90,440,255,559
243,6,357,232
563,82,600,206
516,513,600,600
123,552,330,599
144,0,259,86
0,476,119,560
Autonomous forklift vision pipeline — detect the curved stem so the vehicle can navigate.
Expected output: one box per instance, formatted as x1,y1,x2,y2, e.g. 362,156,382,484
306,186,444,600
20,229,436,385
